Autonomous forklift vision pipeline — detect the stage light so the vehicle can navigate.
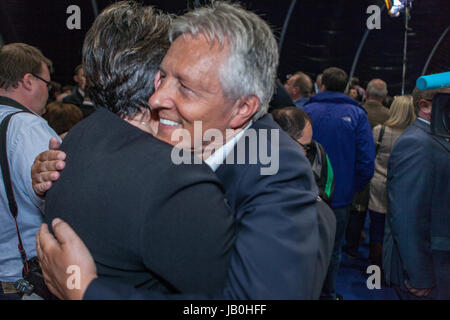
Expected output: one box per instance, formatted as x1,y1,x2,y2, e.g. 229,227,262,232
385,0,412,17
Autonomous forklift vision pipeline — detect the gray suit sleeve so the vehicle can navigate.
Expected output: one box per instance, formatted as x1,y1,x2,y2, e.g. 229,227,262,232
387,136,436,289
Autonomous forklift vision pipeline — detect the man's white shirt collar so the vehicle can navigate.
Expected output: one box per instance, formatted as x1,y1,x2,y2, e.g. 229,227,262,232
417,117,431,125
205,121,252,172
78,88,85,98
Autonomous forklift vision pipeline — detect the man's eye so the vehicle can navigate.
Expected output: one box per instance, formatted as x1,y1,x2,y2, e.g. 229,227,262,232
180,83,192,94
156,72,166,88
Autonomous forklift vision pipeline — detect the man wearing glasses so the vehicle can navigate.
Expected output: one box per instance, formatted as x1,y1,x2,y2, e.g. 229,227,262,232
0,43,60,299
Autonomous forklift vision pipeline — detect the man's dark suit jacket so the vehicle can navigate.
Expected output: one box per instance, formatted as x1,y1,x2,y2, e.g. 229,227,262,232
62,87,84,107
45,108,235,295
83,113,320,300
383,119,450,299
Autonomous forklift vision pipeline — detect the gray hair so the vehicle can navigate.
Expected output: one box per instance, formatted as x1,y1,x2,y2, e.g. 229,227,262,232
169,1,279,121
366,79,388,99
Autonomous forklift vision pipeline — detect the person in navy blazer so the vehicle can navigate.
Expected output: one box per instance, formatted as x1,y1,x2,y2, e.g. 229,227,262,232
37,113,320,300
33,2,321,300
383,87,450,300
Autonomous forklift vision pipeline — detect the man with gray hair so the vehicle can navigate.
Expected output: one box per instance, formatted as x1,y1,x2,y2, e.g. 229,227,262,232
33,1,320,300
364,79,390,128
284,72,313,108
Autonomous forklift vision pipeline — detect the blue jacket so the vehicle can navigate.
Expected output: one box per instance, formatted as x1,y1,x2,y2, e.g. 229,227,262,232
303,91,375,208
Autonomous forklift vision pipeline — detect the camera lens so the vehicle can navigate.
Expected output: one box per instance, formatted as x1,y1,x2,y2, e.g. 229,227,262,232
443,103,449,132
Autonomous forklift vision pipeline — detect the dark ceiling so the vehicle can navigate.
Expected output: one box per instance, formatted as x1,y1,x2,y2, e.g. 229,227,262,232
0,0,449,96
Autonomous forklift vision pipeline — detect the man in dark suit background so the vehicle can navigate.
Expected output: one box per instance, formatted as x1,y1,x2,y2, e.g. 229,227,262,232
383,86,450,300
62,65,85,108
33,1,319,300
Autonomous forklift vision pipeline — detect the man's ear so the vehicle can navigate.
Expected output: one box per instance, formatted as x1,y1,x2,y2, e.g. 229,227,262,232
21,73,34,91
320,84,327,92
229,95,260,129
73,75,79,84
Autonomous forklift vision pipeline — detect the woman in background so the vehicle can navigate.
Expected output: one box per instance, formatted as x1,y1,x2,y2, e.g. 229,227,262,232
368,95,416,269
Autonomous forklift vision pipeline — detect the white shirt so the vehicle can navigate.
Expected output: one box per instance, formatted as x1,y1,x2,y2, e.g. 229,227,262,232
417,117,431,125
205,122,252,172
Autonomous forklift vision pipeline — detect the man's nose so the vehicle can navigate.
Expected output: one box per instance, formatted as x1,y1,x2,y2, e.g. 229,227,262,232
149,78,174,110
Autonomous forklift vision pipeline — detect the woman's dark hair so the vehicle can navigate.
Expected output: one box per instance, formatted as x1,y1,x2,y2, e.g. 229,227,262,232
82,1,171,116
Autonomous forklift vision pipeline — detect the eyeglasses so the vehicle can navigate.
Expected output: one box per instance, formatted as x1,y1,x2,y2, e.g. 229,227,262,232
296,140,311,152
32,73,53,91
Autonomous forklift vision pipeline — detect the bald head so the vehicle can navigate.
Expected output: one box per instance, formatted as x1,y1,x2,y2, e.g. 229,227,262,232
366,79,388,102
284,71,313,100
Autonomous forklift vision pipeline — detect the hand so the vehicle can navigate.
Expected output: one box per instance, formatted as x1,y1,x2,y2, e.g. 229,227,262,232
404,280,433,297
36,218,97,300
31,137,66,196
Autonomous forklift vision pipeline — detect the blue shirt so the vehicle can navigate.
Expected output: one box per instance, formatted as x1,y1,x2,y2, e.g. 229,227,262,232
0,97,60,282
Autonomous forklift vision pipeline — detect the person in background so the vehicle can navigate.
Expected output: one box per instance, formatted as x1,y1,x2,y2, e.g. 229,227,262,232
47,81,62,103
56,85,74,102
314,73,322,95
383,95,394,109
303,67,375,300
344,78,390,259
347,77,366,103
272,106,336,300
0,43,59,299
43,101,83,135
62,65,86,107
272,106,334,205
363,79,390,128
78,87,97,119
367,95,415,271
268,78,295,112
347,84,364,103
284,72,313,108
383,87,450,300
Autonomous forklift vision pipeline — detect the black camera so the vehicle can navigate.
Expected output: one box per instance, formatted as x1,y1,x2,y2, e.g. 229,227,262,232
431,93,450,139
14,257,58,300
